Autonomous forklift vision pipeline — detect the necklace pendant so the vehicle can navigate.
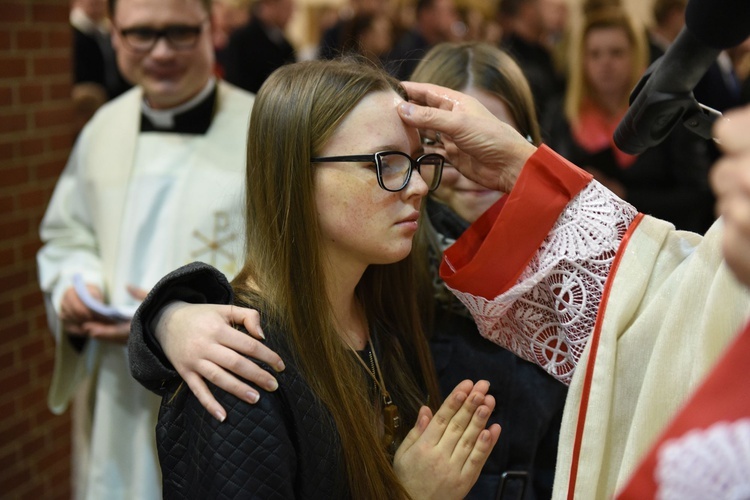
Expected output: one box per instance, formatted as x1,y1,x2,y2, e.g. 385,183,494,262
382,402,400,449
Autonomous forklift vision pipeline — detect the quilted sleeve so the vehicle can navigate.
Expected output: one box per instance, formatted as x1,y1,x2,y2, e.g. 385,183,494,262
128,261,234,394
158,376,300,499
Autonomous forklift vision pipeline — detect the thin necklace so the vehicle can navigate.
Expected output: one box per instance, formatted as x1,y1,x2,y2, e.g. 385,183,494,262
348,340,401,451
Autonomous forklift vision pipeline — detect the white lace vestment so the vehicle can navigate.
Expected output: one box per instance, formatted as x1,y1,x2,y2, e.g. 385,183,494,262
445,181,637,385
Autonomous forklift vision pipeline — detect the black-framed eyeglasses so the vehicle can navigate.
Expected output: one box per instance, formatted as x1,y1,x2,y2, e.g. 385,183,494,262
118,20,207,53
310,151,444,192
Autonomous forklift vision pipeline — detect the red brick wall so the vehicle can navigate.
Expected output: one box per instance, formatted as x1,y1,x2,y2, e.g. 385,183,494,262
0,1,74,498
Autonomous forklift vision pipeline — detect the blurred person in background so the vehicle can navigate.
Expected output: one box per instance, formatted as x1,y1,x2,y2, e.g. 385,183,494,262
37,0,254,497
386,0,460,80
210,0,252,76
318,0,388,60
499,0,564,119
221,0,296,93
543,6,714,233
410,42,568,499
70,0,131,129
338,12,394,65
647,0,686,60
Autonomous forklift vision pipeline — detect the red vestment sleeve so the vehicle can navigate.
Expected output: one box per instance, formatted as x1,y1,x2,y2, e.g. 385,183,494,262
440,145,593,300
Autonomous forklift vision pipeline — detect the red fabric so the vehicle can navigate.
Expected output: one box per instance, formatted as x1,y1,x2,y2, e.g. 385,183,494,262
440,145,592,300
566,213,645,499
616,320,750,499
572,101,637,169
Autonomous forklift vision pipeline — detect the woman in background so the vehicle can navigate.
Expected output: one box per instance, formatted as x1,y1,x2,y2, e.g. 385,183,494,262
543,6,714,233
410,42,567,500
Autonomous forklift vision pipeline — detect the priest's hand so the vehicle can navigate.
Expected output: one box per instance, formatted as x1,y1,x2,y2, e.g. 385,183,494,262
61,284,149,344
393,380,501,499
154,301,285,422
712,103,750,288
60,284,103,336
398,82,537,194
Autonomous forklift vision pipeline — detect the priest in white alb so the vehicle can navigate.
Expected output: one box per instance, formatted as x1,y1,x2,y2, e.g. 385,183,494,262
36,0,254,498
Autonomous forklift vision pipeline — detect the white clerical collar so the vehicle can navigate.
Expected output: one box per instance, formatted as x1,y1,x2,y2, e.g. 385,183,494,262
141,78,216,130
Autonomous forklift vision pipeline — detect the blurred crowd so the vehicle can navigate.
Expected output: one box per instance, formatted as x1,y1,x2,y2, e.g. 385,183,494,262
70,0,750,235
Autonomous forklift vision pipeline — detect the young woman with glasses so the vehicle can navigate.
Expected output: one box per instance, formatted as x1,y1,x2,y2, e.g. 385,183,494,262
129,59,500,498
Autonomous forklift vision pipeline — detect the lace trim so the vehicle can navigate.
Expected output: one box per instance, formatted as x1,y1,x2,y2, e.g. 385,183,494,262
446,181,638,385
655,419,750,500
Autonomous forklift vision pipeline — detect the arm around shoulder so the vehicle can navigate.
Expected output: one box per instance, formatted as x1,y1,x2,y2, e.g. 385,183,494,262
128,262,234,393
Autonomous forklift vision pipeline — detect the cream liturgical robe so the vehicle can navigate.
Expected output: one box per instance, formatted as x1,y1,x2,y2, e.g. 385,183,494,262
439,145,750,499
37,81,254,500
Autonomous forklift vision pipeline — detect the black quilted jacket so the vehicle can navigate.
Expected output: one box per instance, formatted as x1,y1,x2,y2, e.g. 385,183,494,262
129,263,348,499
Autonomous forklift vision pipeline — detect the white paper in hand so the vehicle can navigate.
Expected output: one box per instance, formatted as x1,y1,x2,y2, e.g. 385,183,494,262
73,274,138,321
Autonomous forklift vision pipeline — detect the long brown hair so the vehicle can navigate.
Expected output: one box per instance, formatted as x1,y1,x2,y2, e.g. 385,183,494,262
410,42,542,144
232,59,440,499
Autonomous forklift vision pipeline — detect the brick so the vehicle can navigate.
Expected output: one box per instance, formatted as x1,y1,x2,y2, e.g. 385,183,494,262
0,448,18,474
46,413,71,438
32,55,69,77
47,465,72,498
0,166,30,188
18,481,46,499
0,86,12,107
32,356,55,380
19,429,47,457
19,83,44,104
34,107,72,128
0,298,13,319
36,442,69,472
0,220,28,242
21,240,44,262
0,112,27,134
0,55,27,79
47,28,71,49
32,4,68,24
20,289,43,311
0,368,31,394
18,334,45,360
0,271,27,295
0,4,28,23
0,247,14,267
0,462,31,492
0,193,13,213
0,410,30,442
0,350,16,373
19,391,49,421
19,137,45,157
48,82,70,100
18,187,48,211
0,141,14,162
16,30,43,51
34,159,65,182
0,32,11,51
48,131,74,152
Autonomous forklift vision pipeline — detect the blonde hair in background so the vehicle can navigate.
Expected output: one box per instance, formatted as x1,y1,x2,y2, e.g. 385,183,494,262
564,6,647,125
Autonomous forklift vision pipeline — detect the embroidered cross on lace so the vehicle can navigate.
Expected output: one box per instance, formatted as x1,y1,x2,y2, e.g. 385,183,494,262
446,181,638,385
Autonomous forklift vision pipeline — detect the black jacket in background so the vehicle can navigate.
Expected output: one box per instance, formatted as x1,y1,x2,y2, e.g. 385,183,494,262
426,199,567,500
542,100,715,234
221,17,295,94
